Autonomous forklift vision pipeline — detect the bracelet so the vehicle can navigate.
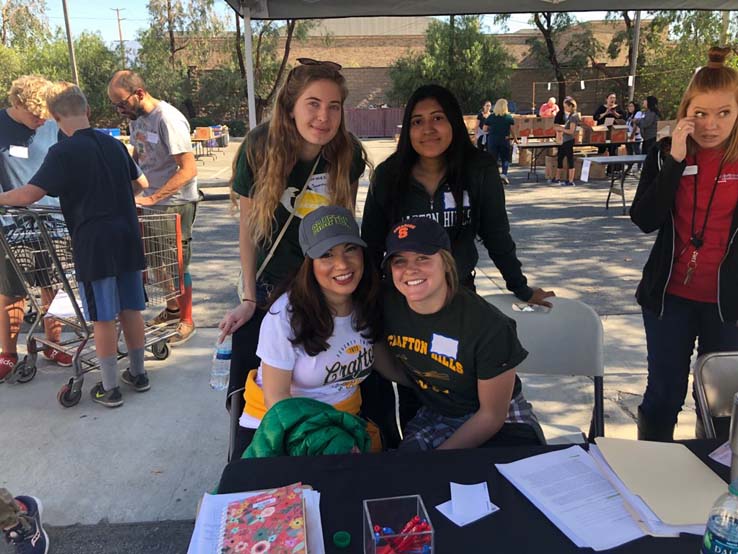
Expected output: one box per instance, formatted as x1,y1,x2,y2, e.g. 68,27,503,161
241,298,256,304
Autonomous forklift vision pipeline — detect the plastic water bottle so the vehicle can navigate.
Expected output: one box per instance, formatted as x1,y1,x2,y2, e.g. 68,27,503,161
209,335,231,391
702,481,738,554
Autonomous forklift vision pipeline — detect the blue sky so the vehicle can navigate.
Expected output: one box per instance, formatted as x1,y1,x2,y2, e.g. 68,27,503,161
44,2,607,45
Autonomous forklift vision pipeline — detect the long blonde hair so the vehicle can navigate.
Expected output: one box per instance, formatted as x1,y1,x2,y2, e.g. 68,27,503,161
493,98,509,117
241,63,365,247
677,46,738,164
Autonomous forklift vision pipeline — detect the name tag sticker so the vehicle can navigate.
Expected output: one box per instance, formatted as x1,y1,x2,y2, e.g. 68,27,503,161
146,132,160,144
431,334,459,359
683,165,698,176
8,145,29,159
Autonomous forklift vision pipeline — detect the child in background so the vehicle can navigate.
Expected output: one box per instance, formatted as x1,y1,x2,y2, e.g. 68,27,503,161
0,83,150,408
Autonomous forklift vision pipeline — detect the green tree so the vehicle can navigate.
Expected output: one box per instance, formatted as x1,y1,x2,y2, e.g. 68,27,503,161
388,16,513,113
0,0,48,49
639,10,737,118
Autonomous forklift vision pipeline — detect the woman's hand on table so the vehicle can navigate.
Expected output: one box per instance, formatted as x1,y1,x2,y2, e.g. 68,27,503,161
218,300,257,342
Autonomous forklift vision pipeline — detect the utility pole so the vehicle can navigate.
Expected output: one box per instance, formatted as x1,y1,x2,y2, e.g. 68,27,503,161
61,0,79,85
111,8,126,67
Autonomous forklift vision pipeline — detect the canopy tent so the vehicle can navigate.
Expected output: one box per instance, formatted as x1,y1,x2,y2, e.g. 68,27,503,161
225,0,737,127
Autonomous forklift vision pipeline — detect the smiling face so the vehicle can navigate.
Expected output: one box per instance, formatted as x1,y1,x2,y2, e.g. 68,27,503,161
389,250,448,312
686,89,738,150
312,242,363,309
409,98,453,161
291,79,343,150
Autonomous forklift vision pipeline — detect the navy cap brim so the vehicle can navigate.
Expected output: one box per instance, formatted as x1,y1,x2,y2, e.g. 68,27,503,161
305,234,367,259
381,243,443,268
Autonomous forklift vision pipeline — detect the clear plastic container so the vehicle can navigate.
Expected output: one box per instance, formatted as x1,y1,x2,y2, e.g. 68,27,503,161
209,335,231,391
363,494,433,554
702,481,738,554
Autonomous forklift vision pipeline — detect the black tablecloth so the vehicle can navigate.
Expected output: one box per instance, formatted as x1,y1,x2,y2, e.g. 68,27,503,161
217,441,727,553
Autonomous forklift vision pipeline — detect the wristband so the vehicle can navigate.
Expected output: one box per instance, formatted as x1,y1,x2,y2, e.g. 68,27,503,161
241,298,256,304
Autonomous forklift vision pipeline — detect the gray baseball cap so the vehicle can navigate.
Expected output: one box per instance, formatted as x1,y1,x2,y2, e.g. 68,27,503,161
298,205,366,259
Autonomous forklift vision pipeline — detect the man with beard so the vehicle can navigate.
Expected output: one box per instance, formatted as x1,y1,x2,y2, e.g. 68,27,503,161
107,70,198,345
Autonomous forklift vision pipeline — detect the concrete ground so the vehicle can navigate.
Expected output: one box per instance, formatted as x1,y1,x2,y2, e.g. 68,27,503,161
0,138,699,553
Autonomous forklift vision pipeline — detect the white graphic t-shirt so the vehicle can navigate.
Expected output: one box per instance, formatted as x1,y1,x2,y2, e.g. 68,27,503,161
240,292,374,429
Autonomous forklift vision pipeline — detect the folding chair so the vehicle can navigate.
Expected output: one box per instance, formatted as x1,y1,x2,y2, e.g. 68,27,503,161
693,351,738,440
484,294,605,443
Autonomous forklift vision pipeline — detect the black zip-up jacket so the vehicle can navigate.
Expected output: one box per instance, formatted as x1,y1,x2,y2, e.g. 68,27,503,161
630,138,738,323
361,154,534,301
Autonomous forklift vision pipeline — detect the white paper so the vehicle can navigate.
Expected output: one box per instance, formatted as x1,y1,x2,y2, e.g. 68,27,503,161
436,498,498,526
8,145,29,159
496,446,645,551
187,489,325,554
45,289,77,320
709,441,732,467
604,117,615,127
581,159,591,182
450,482,491,518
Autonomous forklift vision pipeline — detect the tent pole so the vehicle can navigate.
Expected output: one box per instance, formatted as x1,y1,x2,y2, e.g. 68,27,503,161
628,11,641,103
242,2,257,130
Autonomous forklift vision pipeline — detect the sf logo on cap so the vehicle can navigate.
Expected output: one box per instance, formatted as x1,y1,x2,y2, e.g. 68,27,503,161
394,223,416,239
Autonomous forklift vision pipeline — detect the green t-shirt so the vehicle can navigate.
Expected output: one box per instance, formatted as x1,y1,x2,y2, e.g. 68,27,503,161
483,113,514,141
383,286,527,417
232,125,366,286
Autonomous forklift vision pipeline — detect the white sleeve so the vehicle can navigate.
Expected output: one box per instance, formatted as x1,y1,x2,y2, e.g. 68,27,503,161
255,303,297,372
159,111,193,156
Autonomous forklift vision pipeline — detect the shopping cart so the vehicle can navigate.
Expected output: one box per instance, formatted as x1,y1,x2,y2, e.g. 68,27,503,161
0,206,184,407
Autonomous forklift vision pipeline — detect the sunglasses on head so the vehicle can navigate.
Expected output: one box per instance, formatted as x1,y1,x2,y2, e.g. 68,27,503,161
296,58,342,71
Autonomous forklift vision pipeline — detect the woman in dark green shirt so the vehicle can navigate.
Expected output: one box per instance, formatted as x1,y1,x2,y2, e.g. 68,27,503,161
374,217,543,449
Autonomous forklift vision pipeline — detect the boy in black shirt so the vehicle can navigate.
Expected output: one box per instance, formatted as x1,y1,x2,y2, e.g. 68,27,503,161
0,83,151,407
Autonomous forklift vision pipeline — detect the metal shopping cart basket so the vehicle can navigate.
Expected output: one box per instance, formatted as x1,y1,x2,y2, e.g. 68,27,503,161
0,206,184,407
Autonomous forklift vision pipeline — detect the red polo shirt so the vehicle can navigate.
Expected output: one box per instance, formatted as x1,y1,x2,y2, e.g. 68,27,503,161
667,148,738,303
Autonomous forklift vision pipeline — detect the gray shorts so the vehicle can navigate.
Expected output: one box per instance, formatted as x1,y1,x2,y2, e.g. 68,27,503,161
0,243,26,299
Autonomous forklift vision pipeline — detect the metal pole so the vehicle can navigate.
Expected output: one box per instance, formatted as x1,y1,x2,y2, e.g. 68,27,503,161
61,0,79,85
242,2,257,130
628,11,641,103
112,8,126,68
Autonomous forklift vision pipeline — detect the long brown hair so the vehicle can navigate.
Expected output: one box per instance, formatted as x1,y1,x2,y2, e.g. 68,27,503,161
677,46,738,164
269,248,382,356
242,63,367,246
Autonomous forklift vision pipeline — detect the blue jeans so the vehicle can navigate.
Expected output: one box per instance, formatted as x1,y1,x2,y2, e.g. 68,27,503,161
487,138,511,175
641,294,738,426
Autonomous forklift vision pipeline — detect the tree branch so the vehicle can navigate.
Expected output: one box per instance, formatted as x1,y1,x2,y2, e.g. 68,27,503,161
264,19,295,106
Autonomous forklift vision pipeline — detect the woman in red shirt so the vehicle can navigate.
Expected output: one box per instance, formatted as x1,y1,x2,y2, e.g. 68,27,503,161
630,47,738,441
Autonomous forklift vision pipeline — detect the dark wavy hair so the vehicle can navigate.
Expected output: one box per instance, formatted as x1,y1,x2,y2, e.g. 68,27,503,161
382,84,486,227
646,95,661,117
269,247,382,356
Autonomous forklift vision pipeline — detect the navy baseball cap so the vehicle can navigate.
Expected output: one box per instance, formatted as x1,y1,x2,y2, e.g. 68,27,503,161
299,205,366,259
382,217,451,267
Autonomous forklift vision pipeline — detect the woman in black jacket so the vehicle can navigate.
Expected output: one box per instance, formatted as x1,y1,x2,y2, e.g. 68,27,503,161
630,47,738,441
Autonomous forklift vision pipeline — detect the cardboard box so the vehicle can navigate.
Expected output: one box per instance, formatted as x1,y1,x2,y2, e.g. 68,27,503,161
583,125,608,144
576,156,607,180
657,119,676,139
518,147,531,166
547,155,583,179
581,116,596,128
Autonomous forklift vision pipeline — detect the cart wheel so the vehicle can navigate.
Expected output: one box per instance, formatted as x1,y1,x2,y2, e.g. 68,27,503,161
57,383,82,408
14,358,36,384
23,310,37,325
151,341,170,360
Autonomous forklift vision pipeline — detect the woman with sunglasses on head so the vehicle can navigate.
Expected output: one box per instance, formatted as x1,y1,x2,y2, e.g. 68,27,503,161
631,47,738,442
219,59,369,403
235,206,382,457
373,217,543,450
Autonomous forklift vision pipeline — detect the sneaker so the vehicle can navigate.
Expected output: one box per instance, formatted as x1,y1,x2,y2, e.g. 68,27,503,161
560,180,576,187
549,178,560,185
148,308,181,326
120,369,151,392
3,495,49,554
500,175,510,185
167,321,196,345
90,382,124,408
0,353,18,382
43,348,72,367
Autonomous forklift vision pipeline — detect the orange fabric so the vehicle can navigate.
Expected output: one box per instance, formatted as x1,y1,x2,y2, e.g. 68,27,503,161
242,369,381,451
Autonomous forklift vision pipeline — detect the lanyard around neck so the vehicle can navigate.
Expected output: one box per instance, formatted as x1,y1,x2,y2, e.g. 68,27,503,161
689,158,724,249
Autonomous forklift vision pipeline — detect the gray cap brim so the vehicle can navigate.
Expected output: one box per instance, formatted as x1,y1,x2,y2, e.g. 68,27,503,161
305,234,367,259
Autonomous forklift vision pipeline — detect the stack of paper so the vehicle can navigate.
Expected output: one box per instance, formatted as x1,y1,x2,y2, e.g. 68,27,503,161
594,437,727,535
187,488,325,554
496,446,646,551
436,482,499,526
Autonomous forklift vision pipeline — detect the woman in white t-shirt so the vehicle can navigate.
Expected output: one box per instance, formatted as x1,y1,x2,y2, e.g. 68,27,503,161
235,205,382,457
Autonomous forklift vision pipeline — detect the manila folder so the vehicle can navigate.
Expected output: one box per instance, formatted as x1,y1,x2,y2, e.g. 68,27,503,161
595,437,726,526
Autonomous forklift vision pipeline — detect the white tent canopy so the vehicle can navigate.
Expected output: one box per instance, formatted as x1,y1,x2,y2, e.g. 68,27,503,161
225,0,736,128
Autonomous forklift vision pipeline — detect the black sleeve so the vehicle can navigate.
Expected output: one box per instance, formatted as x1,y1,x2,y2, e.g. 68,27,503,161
630,141,686,234
473,162,533,301
349,135,367,182
593,105,607,124
360,164,391,271
29,148,66,197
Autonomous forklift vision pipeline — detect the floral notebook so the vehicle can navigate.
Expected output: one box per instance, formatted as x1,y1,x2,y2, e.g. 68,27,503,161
218,482,307,554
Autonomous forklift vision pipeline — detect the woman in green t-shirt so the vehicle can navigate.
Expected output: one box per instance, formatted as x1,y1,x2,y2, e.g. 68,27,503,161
218,59,368,405
374,217,543,450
